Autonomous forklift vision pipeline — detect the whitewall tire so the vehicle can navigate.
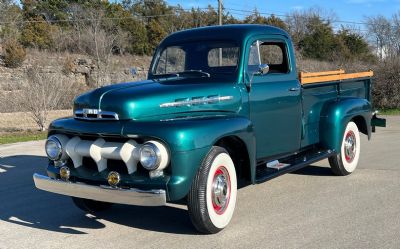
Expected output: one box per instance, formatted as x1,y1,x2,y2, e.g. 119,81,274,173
329,121,361,175
188,146,237,234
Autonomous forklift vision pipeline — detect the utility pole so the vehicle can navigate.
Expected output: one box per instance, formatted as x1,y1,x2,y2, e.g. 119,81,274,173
218,0,223,65
218,0,222,26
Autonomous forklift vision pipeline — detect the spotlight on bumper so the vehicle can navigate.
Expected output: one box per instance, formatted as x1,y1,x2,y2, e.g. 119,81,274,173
107,171,121,187
59,166,70,181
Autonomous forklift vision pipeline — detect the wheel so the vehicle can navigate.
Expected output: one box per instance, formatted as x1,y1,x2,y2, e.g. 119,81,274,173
72,197,113,213
187,146,237,234
329,121,361,176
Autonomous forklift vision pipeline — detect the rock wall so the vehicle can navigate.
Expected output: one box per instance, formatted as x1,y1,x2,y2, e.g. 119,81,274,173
0,50,151,89
0,50,151,112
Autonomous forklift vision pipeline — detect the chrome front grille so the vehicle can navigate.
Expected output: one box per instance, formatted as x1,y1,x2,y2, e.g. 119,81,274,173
63,136,140,174
74,109,119,120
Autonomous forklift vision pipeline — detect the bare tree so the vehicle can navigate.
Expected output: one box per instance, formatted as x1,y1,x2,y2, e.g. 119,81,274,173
13,67,76,131
68,5,128,87
0,0,22,44
366,15,393,59
390,12,400,56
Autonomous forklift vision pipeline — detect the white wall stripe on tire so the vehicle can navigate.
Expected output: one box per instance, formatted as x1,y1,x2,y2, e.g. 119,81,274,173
206,153,237,229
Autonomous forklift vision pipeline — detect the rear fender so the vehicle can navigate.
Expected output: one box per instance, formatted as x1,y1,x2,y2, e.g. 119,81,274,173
319,98,372,152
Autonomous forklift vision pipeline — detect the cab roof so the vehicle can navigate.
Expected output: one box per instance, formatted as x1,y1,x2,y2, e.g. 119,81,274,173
160,24,290,46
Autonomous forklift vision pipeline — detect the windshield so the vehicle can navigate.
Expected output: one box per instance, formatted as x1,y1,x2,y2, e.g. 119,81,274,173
151,41,240,79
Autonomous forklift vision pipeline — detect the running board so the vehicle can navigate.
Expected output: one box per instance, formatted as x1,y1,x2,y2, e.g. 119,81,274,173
255,149,336,184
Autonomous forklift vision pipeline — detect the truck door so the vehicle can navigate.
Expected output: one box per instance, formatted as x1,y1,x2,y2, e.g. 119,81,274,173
246,38,302,159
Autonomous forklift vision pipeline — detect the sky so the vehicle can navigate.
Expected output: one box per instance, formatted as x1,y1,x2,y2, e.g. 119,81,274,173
166,0,398,30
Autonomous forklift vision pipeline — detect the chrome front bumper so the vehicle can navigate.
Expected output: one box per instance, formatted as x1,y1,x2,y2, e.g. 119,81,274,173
33,173,166,206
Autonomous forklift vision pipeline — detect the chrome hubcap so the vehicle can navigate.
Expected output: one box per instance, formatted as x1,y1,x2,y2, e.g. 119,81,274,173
344,131,356,163
212,166,231,215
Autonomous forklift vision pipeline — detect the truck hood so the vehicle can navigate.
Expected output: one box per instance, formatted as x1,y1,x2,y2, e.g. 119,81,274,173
73,77,242,120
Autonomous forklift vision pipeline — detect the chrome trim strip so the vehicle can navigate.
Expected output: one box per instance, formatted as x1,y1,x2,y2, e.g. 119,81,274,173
33,173,166,206
160,95,233,108
74,109,119,120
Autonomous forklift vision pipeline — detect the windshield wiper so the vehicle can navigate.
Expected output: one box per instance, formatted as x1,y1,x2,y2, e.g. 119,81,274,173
153,70,210,79
153,73,179,79
177,70,210,78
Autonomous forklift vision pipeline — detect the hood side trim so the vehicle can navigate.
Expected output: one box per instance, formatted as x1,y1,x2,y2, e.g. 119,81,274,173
160,96,233,108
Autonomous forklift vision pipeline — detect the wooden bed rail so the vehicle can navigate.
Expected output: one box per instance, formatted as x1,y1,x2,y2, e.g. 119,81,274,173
299,69,373,85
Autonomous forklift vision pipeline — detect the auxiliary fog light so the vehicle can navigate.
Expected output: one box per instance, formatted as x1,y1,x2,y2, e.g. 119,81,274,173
107,171,121,187
59,166,70,181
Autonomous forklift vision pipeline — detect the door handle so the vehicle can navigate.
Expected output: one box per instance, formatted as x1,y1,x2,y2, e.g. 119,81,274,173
289,87,300,91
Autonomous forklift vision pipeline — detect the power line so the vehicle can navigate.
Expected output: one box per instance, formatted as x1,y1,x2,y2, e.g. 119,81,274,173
225,7,369,26
0,7,210,24
0,3,388,33
226,9,369,33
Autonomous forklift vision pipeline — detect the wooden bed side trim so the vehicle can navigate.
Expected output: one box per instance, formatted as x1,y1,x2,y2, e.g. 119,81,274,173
299,69,345,78
300,70,373,85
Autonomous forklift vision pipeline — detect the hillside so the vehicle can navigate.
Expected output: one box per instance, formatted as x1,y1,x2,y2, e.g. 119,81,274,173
0,50,152,113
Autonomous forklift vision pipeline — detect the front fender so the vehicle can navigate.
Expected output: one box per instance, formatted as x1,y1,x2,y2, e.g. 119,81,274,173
319,97,372,152
122,115,254,152
123,115,255,200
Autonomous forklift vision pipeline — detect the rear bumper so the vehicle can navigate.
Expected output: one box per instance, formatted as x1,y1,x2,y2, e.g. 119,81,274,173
371,112,386,132
33,173,166,206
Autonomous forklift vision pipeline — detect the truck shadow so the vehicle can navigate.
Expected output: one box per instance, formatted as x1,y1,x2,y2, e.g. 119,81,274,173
291,165,334,176
0,155,196,235
0,154,333,235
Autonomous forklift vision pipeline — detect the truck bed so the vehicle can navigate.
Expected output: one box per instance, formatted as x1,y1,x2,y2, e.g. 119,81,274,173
299,70,373,147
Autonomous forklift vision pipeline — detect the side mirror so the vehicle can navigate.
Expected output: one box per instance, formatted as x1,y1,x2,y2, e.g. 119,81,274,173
246,64,270,92
257,64,269,75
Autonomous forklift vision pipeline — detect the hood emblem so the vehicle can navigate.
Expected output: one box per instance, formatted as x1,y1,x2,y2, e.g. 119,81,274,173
74,109,119,120
160,95,233,108
82,108,99,115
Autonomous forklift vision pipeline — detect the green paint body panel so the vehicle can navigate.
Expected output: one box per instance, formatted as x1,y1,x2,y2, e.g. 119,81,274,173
46,25,378,201
319,97,372,152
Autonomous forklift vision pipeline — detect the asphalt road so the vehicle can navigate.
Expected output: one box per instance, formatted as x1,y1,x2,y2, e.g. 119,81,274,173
0,116,399,249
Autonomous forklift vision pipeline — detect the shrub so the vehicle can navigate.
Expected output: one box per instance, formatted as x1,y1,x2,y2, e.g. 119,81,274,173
20,17,55,49
372,58,400,109
3,40,26,68
62,56,76,75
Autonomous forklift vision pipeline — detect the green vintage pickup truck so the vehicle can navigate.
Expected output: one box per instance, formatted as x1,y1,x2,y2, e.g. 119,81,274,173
34,24,385,234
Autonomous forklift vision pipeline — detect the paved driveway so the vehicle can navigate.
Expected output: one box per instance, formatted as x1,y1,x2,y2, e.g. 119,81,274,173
0,116,398,249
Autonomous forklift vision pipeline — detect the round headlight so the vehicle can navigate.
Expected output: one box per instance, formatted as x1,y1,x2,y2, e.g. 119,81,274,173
45,136,63,161
140,143,161,170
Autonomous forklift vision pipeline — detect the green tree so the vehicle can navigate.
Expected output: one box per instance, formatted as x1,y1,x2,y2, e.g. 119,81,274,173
104,3,149,54
243,9,269,24
147,19,167,52
299,16,337,60
264,15,287,30
336,28,372,61
243,10,287,30
20,16,55,49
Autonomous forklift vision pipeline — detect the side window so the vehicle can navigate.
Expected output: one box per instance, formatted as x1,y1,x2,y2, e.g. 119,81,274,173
155,46,185,74
247,40,289,75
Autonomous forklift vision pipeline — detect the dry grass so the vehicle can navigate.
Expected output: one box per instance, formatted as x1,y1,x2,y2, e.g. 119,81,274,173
0,109,71,134
296,57,371,73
